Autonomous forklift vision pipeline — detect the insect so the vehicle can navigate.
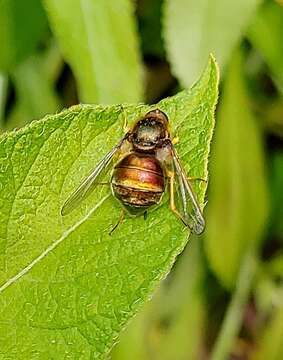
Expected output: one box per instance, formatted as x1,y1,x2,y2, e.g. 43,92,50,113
61,109,205,235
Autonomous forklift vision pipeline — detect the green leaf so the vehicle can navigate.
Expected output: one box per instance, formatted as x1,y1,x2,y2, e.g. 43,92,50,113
267,253,283,278
0,56,218,359
269,152,283,240
251,288,283,360
110,303,150,360
248,1,283,93
205,49,268,289
148,241,205,360
112,241,205,360
211,249,257,360
263,97,283,139
163,0,260,87
0,0,48,72
6,54,61,130
43,0,143,104
254,271,277,314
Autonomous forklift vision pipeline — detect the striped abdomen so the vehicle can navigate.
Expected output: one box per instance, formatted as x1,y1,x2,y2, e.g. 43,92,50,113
111,153,165,214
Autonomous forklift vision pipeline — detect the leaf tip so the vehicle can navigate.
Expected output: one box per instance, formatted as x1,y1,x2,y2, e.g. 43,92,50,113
209,53,220,81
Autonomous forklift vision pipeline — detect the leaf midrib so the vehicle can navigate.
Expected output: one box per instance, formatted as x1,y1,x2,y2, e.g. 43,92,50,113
0,108,125,293
0,193,110,294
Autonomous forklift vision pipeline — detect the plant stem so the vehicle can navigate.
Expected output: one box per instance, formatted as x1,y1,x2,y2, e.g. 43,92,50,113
211,249,257,360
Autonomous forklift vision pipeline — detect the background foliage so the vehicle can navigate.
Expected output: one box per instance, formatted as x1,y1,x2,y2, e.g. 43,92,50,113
0,0,282,359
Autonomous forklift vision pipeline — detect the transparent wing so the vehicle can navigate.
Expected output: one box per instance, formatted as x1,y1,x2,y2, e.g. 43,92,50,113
170,145,205,235
61,137,126,216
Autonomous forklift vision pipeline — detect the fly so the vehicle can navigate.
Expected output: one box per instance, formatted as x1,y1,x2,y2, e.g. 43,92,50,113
61,109,205,235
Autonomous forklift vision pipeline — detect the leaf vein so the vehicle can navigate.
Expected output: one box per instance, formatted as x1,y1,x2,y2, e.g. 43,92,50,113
0,194,110,294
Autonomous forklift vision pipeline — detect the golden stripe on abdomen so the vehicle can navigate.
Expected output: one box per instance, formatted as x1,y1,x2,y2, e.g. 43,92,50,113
111,153,165,213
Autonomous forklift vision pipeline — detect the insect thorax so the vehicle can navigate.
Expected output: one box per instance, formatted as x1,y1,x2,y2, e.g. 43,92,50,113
131,118,168,152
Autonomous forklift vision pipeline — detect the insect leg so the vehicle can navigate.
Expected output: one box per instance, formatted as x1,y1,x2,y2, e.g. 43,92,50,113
119,105,128,133
143,211,148,220
172,136,179,145
109,208,125,235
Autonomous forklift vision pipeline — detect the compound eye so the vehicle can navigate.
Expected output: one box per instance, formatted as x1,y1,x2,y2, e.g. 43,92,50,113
145,109,169,122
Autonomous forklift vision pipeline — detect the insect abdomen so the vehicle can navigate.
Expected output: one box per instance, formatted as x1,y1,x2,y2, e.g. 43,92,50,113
111,153,165,214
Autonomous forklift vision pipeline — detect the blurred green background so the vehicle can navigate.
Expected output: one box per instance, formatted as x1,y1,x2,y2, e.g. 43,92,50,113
0,0,282,359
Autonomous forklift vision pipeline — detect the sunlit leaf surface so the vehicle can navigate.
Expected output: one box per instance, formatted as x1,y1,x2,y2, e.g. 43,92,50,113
0,57,218,359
